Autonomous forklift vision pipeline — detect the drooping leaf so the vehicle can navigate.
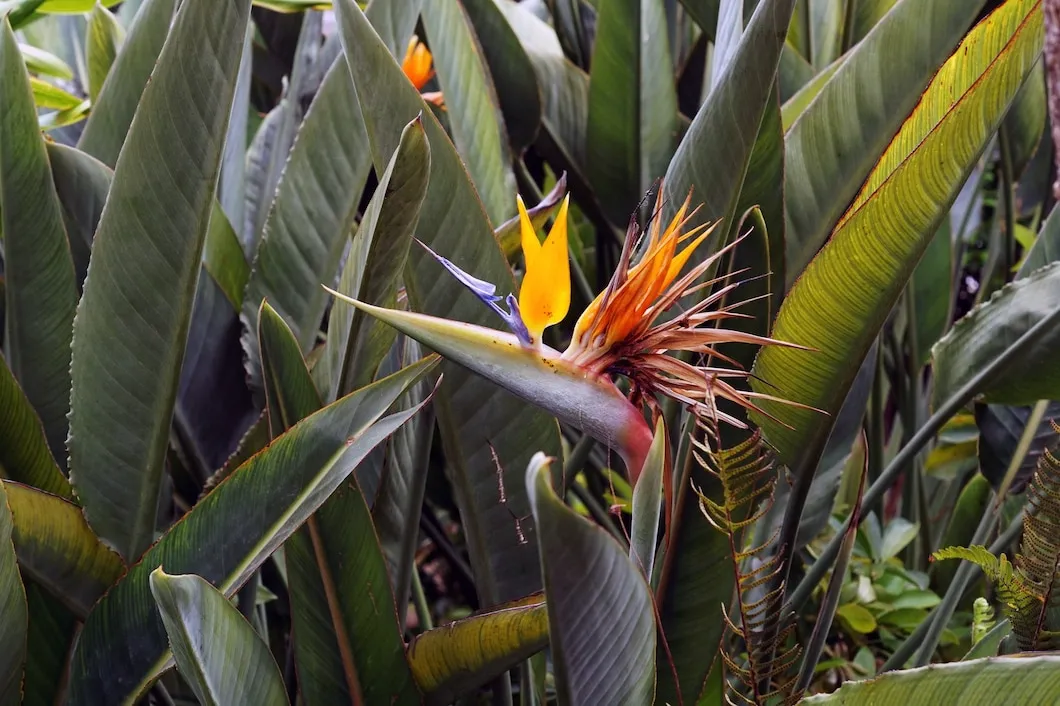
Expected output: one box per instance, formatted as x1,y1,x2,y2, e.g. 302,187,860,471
85,2,125,103
527,453,656,704
587,0,678,225
76,0,178,167
751,0,1045,471
801,656,1060,704
45,142,111,288
28,76,81,109
18,43,72,79
0,18,79,470
422,0,515,225
407,599,549,706
66,358,437,705
323,116,431,400
932,261,1060,407
68,0,252,562
0,481,27,706
149,570,289,706
3,481,124,619
0,356,73,500
336,0,563,605
784,0,988,282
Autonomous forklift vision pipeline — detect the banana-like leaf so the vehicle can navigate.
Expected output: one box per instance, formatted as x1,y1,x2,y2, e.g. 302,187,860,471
1003,59,1045,177
260,302,422,706
849,0,900,44
0,19,79,470
0,357,73,500
422,0,515,225
77,0,177,166
460,0,542,152
364,0,423,57
977,401,1060,493
149,570,289,706
932,261,1060,407
45,142,110,288
0,481,27,706
323,116,430,400
203,204,251,312
68,0,251,562
335,0,564,604
784,0,988,282
751,0,1044,471
801,655,1060,704
240,59,373,383
1020,196,1060,274
218,24,251,231
780,56,842,130
630,416,666,579
662,0,796,257
85,2,124,103
527,453,656,705
408,599,549,706
587,0,678,225
23,581,77,706
66,357,437,705
3,481,123,618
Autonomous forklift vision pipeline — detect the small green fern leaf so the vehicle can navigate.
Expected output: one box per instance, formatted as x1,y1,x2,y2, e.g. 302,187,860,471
694,422,800,706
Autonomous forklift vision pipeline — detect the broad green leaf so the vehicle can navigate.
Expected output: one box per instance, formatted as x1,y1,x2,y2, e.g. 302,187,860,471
976,401,1060,491
28,76,81,109
218,24,252,234
809,0,843,68
18,43,72,79
203,203,251,311
784,0,988,283
751,0,1044,470
364,0,423,57
66,357,437,705
460,0,542,151
3,480,123,618
0,356,73,500
86,2,125,103
779,55,842,130
149,570,288,706
963,619,1010,660
932,262,1060,407
258,302,420,706
241,11,323,250
323,116,431,400
1002,58,1045,177
678,0,720,36
372,336,434,626
801,656,1060,704
422,0,515,225
241,59,373,383
1019,199,1060,275
38,100,90,131
45,142,111,288
661,0,797,252
527,453,655,704
0,20,78,470
77,0,178,166
849,0,900,44
407,599,549,705
629,417,666,579
22,581,77,706
68,0,251,562
336,0,563,604
0,481,27,706
837,602,877,634
911,219,954,365
587,0,678,224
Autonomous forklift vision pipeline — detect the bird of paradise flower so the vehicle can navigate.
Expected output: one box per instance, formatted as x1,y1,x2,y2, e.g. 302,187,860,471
327,186,807,484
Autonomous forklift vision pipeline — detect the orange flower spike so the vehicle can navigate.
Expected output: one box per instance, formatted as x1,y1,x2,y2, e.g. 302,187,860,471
517,194,572,344
402,35,435,91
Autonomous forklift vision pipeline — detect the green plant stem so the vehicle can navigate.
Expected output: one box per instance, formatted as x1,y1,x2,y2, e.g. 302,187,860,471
410,568,434,632
786,303,1060,614
883,508,1023,671
563,433,596,489
569,480,629,549
996,399,1050,502
867,340,885,514
840,0,858,52
911,500,999,667
998,126,1018,276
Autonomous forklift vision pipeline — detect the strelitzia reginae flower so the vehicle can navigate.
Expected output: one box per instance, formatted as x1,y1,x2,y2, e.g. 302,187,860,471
327,186,803,483
402,35,444,107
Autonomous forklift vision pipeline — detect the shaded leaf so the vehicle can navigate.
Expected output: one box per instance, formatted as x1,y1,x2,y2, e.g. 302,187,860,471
0,481,27,706
86,2,124,103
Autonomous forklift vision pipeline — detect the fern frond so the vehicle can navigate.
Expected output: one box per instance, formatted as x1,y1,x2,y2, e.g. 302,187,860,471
694,420,799,706
1016,443,1060,649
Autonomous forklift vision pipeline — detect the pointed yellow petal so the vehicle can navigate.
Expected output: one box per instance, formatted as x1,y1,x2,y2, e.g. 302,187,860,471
518,194,541,267
519,195,571,341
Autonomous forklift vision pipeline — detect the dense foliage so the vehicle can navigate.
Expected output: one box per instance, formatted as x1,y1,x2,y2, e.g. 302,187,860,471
1,0,1060,704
